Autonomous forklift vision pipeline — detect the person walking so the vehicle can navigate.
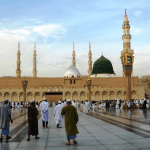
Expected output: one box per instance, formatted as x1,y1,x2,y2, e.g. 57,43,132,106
27,100,39,141
0,99,13,141
54,101,63,128
40,98,49,128
61,99,79,145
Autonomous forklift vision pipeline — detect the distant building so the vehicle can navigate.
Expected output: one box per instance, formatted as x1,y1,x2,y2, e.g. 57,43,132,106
0,11,148,102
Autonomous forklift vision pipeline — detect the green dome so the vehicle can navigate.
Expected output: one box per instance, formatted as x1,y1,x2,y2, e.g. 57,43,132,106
92,55,114,74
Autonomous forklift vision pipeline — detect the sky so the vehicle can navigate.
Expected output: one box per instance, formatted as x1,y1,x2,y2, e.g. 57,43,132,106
0,0,150,77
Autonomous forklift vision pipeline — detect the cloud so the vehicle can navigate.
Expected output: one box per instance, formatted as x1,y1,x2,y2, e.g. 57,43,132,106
134,11,142,17
131,26,143,35
35,21,42,24
33,24,67,39
148,20,150,24
1,28,31,35
3,18,10,21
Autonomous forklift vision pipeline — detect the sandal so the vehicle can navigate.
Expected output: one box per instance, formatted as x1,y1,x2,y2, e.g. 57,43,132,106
6,136,11,140
27,139,30,141
65,142,71,145
73,141,77,144
35,137,40,139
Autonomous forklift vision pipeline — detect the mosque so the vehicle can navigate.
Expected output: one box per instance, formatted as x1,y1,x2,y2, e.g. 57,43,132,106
0,11,149,102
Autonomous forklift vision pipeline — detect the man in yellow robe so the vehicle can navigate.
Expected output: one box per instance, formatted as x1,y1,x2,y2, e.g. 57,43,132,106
61,99,79,145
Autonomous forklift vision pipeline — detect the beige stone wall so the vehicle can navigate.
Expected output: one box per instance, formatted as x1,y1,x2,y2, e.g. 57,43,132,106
0,76,146,102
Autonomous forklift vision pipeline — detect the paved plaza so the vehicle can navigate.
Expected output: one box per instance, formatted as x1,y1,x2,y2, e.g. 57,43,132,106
0,107,150,150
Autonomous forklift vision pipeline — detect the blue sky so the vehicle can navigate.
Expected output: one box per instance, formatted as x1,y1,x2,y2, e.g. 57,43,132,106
0,0,150,77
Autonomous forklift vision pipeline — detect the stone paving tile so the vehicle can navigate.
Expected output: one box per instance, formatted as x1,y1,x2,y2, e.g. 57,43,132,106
76,136,96,140
46,141,68,147
75,140,101,146
95,135,121,140
99,139,128,145
46,146,76,150
47,137,66,142
133,143,150,149
104,143,138,150
118,134,144,139
17,141,46,147
0,142,20,150
15,147,45,150
125,138,150,143
75,145,107,150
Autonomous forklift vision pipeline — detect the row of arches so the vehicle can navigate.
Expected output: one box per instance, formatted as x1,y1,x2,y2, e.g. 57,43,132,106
0,90,137,101
0,92,44,102
65,90,137,100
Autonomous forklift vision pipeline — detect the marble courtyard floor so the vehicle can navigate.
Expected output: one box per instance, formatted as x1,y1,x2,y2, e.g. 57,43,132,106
1,107,150,150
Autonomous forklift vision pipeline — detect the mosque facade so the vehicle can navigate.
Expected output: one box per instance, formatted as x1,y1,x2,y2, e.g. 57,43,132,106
0,11,148,102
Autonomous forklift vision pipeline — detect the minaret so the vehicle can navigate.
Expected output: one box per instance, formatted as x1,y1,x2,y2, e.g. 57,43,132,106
32,42,37,77
72,42,76,67
121,10,134,77
122,9,131,50
16,42,21,77
88,42,92,77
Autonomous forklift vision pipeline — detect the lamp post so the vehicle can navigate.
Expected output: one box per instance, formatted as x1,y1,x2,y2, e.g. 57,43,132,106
120,46,134,102
22,79,28,106
87,76,92,102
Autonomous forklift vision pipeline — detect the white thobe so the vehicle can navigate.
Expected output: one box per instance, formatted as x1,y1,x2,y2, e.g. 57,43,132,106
53,102,56,107
61,103,65,109
12,102,14,108
72,101,76,108
74,102,77,109
54,104,62,126
40,101,49,121
85,102,90,113
15,102,18,108
128,101,131,107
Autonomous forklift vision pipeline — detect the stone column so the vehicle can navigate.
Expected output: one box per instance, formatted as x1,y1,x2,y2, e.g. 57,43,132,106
125,76,131,101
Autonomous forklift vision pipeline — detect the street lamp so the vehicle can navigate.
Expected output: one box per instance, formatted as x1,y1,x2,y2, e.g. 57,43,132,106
22,79,28,107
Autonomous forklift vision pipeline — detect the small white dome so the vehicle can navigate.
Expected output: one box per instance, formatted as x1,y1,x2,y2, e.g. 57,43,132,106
64,64,81,77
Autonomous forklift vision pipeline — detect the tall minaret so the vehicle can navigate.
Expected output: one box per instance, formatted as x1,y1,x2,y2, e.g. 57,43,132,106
72,42,76,67
16,42,21,77
32,42,37,77
121,9,134,77
122,9,131,50
88,42,92,77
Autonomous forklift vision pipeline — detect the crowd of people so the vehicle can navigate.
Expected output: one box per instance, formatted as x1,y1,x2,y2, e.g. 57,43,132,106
0,98,79,145
0,97,149,144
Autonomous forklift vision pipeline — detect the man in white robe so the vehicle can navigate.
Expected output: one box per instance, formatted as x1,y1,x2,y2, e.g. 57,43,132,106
54,101,62,128
85,100,90,114
40,98,49,128
53,101,56,107
12,102,14,108
61,101,65,109
116,99,120,109
72,101,75,107
74,101,77,109
64,99,67,106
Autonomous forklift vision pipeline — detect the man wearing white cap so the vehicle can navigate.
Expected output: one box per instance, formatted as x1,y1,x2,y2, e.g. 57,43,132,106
54,101,63,128
40,97,49,128
0,99,13,141
61,99,79,145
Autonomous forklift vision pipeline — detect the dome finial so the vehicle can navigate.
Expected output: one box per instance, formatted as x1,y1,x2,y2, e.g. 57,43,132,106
34,41,36,51
125,9,127,15
73,42,75,51
72,43,76,67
